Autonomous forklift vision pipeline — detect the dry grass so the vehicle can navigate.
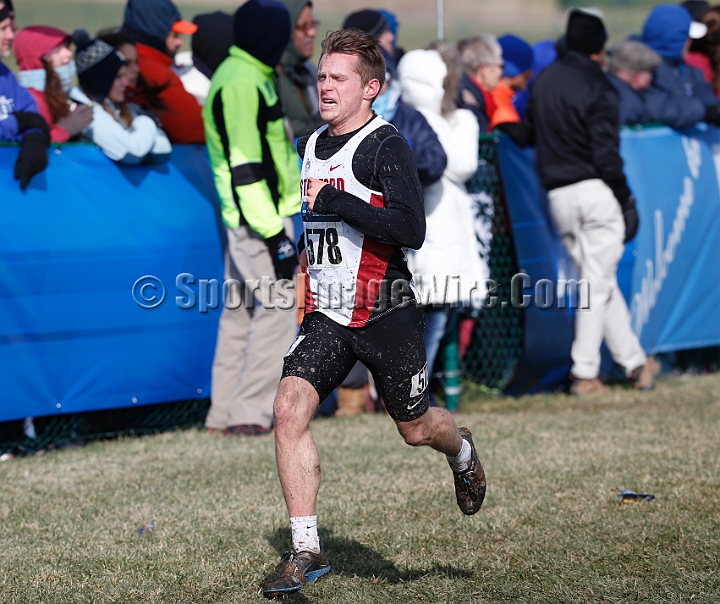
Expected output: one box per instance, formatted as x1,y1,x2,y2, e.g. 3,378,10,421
1,373,719,602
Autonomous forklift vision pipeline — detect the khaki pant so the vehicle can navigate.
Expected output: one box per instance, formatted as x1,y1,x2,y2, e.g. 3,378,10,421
205,218,297,430
548,179,646,380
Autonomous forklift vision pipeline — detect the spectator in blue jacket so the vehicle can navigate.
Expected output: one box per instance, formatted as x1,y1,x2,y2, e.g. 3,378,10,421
641,4,720,112
606,39,714,129
0,0,50,189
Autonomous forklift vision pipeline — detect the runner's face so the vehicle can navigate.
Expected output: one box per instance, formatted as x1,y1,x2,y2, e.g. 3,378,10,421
317,52,379,135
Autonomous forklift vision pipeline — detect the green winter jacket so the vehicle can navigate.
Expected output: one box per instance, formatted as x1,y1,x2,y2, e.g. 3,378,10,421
203,45,300,237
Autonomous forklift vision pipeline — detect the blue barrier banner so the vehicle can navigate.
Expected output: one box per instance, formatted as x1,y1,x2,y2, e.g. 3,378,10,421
0,144,224,423
496,126,720,393
622,126,720,354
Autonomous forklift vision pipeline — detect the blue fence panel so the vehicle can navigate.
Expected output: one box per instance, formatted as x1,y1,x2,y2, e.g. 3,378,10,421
622,126,720,354
0,144,224,422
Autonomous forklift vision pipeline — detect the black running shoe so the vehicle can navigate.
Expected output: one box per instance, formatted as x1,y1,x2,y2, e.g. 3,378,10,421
262,549,330,598
451,427,486,515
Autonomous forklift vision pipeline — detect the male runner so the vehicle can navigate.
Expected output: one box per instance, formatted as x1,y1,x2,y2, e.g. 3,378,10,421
262,28,486,598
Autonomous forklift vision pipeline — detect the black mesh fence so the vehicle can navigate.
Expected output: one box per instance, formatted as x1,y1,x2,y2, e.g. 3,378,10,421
0,399,210,454
461,136,524,391
0,136,525,453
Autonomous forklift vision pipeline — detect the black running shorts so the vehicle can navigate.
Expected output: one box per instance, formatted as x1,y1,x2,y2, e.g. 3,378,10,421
282,304,430,423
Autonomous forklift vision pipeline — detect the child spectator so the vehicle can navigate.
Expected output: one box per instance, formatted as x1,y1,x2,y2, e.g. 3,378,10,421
71,31,171,165
14,26,93,142
120,0,204,144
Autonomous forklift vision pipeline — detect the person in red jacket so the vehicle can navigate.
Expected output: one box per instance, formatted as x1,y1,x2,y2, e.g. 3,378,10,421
120,0,205,144
14,26,93,142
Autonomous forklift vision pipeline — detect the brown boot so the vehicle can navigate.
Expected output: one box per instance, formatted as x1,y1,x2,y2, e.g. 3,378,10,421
570,377,611,396
335,387,366,417
631,356,661,390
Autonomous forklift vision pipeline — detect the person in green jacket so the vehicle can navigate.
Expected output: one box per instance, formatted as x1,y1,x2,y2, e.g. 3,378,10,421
276,0,324,139
202,0,301,436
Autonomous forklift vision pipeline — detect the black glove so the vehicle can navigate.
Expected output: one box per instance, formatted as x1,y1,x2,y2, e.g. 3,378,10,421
705,104,720,126
264,231,298,281
621,194,640,243
56,105,94,137
14,131,49,190
494,121,530,147
13,111,50,135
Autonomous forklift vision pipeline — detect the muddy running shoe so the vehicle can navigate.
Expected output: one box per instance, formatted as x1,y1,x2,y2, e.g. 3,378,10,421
451,427,486,515
262,549,330,598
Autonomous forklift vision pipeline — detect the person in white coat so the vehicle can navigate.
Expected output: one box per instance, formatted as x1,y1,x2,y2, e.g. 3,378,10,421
72,31,171,165
398,44,488,389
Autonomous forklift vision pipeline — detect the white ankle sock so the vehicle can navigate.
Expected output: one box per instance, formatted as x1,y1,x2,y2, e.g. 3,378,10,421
447,439,472,473
290,515,320,553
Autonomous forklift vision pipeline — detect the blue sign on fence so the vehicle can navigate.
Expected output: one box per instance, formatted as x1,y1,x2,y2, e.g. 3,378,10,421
0,144,224,423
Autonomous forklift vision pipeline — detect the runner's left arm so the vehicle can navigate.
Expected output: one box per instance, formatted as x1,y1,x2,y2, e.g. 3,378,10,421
311,133,426,249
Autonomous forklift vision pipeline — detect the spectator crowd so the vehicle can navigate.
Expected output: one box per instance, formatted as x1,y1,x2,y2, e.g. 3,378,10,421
1,0,718,428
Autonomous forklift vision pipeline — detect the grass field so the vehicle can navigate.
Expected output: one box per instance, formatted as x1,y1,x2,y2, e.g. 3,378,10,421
1,373,719,603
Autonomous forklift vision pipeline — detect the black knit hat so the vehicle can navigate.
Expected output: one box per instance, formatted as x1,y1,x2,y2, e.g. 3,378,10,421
342,9,388,38
73,29,126,99
566,10,607,55
0,0,11,22
233,0,291,68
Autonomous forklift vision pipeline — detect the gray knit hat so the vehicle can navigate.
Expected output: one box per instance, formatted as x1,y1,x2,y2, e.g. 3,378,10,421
608,40,662,73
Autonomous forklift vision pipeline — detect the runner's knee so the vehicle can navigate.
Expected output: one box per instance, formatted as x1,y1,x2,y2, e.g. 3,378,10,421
396,415,432,447
273,378,317,434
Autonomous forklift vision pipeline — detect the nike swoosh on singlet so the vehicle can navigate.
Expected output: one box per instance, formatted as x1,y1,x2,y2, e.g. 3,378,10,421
329,164,342,171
